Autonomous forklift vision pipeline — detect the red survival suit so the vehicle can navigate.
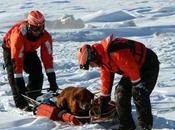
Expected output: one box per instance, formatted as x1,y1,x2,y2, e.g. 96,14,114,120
92,34,147,96
3,21,54,75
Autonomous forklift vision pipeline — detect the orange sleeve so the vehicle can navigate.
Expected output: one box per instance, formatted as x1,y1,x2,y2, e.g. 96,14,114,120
111,49,141,83
41,33,54,73
10,31,24,74
100,67,114,96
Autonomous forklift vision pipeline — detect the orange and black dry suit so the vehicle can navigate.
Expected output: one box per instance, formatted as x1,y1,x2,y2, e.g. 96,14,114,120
92,34,159,130
2,21,58,109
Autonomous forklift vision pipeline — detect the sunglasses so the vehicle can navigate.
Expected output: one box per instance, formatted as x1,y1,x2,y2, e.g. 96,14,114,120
28,24,44,34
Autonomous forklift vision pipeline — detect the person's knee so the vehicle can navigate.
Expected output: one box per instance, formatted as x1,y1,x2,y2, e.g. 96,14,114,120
30,70,43,80
37,73,43,81
114,85,124,102
132,86,150,102
132,87,138,98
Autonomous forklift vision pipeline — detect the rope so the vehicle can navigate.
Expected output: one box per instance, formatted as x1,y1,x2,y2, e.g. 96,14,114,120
25,88,50,94
74,106,117,123
75,115,91,119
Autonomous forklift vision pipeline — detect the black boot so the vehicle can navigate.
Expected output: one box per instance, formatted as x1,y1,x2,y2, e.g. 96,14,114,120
14,95,28,109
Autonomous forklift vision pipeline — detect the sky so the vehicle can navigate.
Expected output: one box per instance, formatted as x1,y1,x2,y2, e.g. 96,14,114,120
0,0,175,130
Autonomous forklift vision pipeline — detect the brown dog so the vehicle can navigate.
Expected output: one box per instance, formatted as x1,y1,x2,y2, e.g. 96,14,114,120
55,86,94,116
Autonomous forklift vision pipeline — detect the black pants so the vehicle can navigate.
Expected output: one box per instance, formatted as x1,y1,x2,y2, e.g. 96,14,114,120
2,45,43,107
115,49,159,130
23,51,44,99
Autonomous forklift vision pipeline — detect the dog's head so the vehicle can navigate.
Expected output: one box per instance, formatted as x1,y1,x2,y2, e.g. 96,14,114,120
73,87,94,115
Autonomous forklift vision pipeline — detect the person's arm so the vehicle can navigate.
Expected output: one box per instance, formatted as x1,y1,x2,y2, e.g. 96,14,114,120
10,32,27,94
41,33,58,92
98,67,114,113
100,67,114,96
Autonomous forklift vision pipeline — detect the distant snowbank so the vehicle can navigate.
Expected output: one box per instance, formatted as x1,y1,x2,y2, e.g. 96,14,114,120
45,10,135,29
46,14,85,29
82,10,135,22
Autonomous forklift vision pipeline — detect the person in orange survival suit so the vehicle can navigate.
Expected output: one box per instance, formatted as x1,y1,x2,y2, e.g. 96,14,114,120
2,10,58,110
77,34,159,130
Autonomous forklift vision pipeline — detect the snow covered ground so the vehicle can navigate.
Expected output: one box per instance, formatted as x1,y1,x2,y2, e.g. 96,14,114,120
0,0,175,129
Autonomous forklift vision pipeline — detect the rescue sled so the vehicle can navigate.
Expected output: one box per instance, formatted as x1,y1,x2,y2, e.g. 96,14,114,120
22,92,118,125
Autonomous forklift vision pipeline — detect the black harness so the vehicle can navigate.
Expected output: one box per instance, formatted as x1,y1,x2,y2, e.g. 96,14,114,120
107,39,136,54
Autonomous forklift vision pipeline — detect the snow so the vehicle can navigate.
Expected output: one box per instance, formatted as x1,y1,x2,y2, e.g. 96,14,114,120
46,14,85,29
0,0,175,129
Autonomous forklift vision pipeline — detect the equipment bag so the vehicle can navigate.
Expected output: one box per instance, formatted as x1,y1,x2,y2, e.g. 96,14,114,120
34,103,59,120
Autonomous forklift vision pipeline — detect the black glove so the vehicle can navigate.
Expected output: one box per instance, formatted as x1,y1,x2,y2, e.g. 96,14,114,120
47,72,58,92
15,77,27,95
99,95,111,114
